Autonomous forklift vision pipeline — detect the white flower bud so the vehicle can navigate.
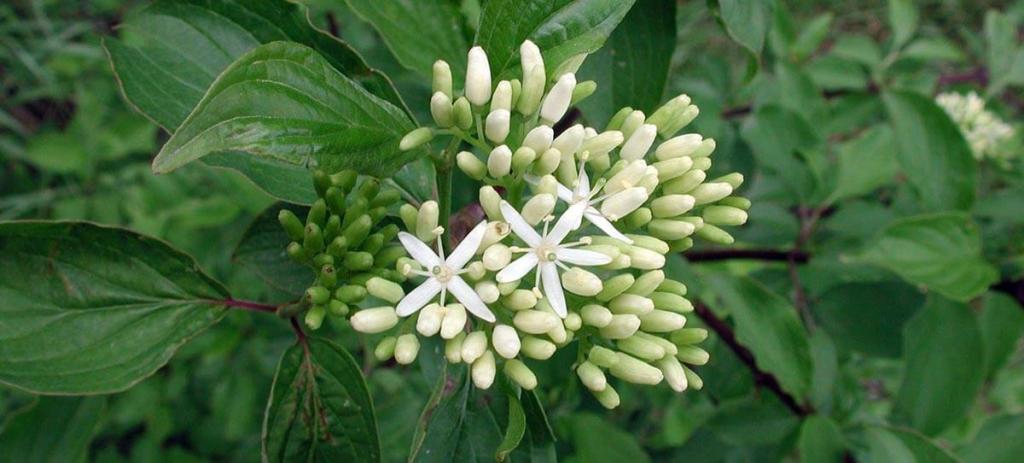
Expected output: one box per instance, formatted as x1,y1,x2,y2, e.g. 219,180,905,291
479,186,502,221
599,314,641,339
445,332,465,363
656,356,688,392
366,277,405,304
649,219,696,240
534,174,559,196
655,133,703,160
565,313,582,332
604,160,647,194
676,345,710,366
652,156,693,182
636,331,678,356
576,361,607,391
485,110,511,144
547,322,568,344
690,182,734,205
581,304,613,327
486,145,512,177
594,384,620,409
561,267,603,296
703,205,748,226
350,307,399,334
457,151,487,180
471,350,496,389
540,73,576,124
713,172,744,189
492,324,521,359
600,187,648,221
581,130,624,155
523,125,554,153
517,64,546,115
503,289,538,311
430,91,453,128
520,40,545,77
521,336,556,359
462,330,489,363
620,110,646,139
399,127,433,151
609,352,663,385
465,261,486,281
416,200,439,242
650,195,695,218
639,309,687,332
618,335,666,361
521,193,556,225
514,310,559,334
628,246,665,270
492,80,513,112
466,46,492,106
432,60,453,97
394,334,420,364
504,359,537,390
552,124,585,157
482,243,512,271
609,293,655,315
475,280,500,303
480,221,510,250
374,336,396,361
662,169,706,195
498,281,519,295
440,303,467,339
620,124,657,161
659,104,699,137
533,148,561,176
416,303,446,336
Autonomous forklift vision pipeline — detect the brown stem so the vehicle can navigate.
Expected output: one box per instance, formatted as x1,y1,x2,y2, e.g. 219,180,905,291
220,299,278,313
684,248,809,263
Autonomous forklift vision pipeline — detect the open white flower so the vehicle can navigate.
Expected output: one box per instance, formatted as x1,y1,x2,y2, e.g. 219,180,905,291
397,221,495,322
546,156,645,244
496,201,612,317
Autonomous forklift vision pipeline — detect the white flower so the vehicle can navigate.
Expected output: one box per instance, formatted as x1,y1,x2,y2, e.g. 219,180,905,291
537,155,643,244
396,221,495,322
496,201,612,318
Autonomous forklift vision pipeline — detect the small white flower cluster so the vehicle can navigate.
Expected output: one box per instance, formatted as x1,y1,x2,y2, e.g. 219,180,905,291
381,42,748,407
936,91,1016,162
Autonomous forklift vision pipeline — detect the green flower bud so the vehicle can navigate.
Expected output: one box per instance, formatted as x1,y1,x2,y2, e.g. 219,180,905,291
659,104,699,138
453,96,473,129
509,79,522,108
395,334,420,365
374,336,397,361
646,94,691,129
635,331,678,356
650,291,693,313
342,215,373,248
475,281,500,303
361,233,385,255
323,215,342,242
655,133,703,160
534,174,559,196
521,193,556,225
619,110,646,140
609,352,663,385
471,350,496,389
719,196,751,210
576,361,607,392
330,170,358,192
432,60,453,97
328,300,349,316
565,312,582,331
652,156,694,182
570,80,597,106
606,106,633,131
624,207,652,229
313,170,331,197
623,237,669,256
603,254,633,270
278,209,305,241
303,222,325,255
318,264,337,288
462,330,489,364
521,336,556,360
479,186,502,221
650,195,695,219
676,345,710,366
589,346,620,368
488,144,512,177
307,199,328,228
627,270,665,297
581,304,613,327
455,151,486,181
628,246,666,270
504,359,537,390
396,206,417,234
492,324,521,359
547,321,569,345
445,332,465,363
312,253,334,267
344,251,374,271
416,201,439,242
366,277,405,304
286,242,306,262
649,219,696,241
430,91,454,128
511,147,537,174
683,366,703,390
503,289,538,311
350,306,399,333
703,205,748,226
357,178,381,201
656,356,688,392
595,274,635,302
513,310,559,334
517,64,545,116
532,148,561,176
399,127,433,151
662,170,706,195
594,384,620,409
440,304,468,339
599,314,642,339
609,293,654,315
618,335,666,361
305,304,326,330
657,278,688,296
695,223,734,245
671,328,708,346
639,309,687,332
326,236,348,259
581,130,624,155
562,267,603,296
690,182,734,205
341,197,367,229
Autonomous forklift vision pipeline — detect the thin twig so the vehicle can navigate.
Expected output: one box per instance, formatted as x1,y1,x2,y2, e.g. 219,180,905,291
220,299,277,313
684,248,809,263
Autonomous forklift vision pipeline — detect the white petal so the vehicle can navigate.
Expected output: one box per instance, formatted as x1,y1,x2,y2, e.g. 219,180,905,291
448,276,496,322
548,201,587,244
398,231,440,267
500,201,542,246
557,248,613,266
396,278,442,316
555,182,574,203
584,211,634,243
541,262,567,318
447,220,488,269
496,253,538,283
575,167,590,198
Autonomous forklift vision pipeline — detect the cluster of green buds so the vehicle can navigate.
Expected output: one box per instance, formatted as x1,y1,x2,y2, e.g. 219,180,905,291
389,41,746,407
277,170,405,330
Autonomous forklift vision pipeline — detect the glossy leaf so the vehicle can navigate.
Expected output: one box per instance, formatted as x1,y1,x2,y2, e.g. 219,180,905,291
203,152,318,205
892,296,985,436
813,281,924,358
856,212,998,302
0,221,228,394
706,275,813,399
960,414,1024,463
0,396,106,461
475,0,636,80
262,337,380,462
232,203,312,298
883,91,975,211
151,42,417,178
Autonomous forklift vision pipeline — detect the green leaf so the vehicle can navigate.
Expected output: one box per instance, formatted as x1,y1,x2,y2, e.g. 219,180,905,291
203,152,318,205
860,426,958,463
344,0,469,80
806,55,868,91
24,131,88,174
740,105,822,202
475,0,636,80
887,0,918,48
706,275,813,398
797,416,847,463
495,392,525,461
151,41,417,177
856,212,998,302
790,13,833,61
901,37,964,63
408,364,505,462
883,90,975,211
262,337,380,462
829,125,899,202
0,396,106,461
577,0,676,123
960,414,1024,463
709,0,774,57
520,390,557,462
568,413,650,463
892,296,985,436
0,221,228,394
984,10,1024,94
813,282,924,358
831,34,882,67
232,203,311,298
978,293,1024,377
704,394,799,446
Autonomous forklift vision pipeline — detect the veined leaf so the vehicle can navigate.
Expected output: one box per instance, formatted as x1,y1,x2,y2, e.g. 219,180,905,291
232,203,312,298
262,337,380,462
960,414,1024,463
0,396,106,461
151,42,417,178
0,221,229,394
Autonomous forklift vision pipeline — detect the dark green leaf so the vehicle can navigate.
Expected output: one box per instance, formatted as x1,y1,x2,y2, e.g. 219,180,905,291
520,390,557,462
892,296,985,435
0,396,106,461
856,212,998,302
151,42,417,178
882,90,975,211
495,392,525,461
203,152,318,205
567,413,650,463
344,0,469,80
706,275,813,398
831,35,882,67
860,426,958,463
475,0,636,80
408,364,505,463
232,203,312,298
887,0,918,48
790,13,833,61
901,37,964,63
960,414,1024,463
978,293,1024,377
984,10,1024,93
797,415,847,463
709,0,773,55
0,221,228,394
262,337,380,462
740,105,822,201
704,394,799,446
813,281,924,358
829,125,899,202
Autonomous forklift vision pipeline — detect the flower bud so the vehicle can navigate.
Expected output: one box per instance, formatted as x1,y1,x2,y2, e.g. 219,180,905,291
712,172,744,189
366,277,405,304
547,322,568,344
416,201,439,242
690,182,733,205
374,336,397,361
561,267,603,296
498,281,519,295
683,366,703,390
656,356,688,392
479,222,510,251
399,127,433,151
466,46,492,106
570,80,597,105
521,336,556,359
650,195,695,218
671,328,708,345
533,174,559,196
609,293,654,315
659,104,699,137
600,187,648,221
540,73,576,124
655,133,702,160
478,243,509,271
695,223,735,245
462,330,489,363
604,160,647,194
649,219,696,240
492,324,521,359
457,151,487,180
440,303,468,339
628,246,666,270
492,80,513,112
588,346,620,368
618,335,666,361
576,361,607,391
676,345,710,366
453,96,473,129
399,204,418,232
596,274,635,302
604,253,633,270
465,261,486,281
691,138,716,158
620,124,657,161
599,314,642,339
394,334,420,365
656,278,688,296
432,60,453,97
606,106,633,131
646,94,691,128
521,193,556,225
564,312,582,331
504,359,537,390
430,91,454,127
306,286,331,305
518,64,546,115
487,144,512,177
639,309,687,332
581,130,624,155
703,205,748,226
485,110,511,143
503,289,538,311
609,353,663,385
552,124,585,156
523,125,554,153
514,310,559,334
278,209,305,241
533,148,561,175
662,169,706,195
416,303,446,336
334,285,367,304
650,291,693,313
445,332,465,363
328,300,349,317
619,110,646,139
350,306,399,333
305,304,326,329
470,281,498,304
627,270,665,296
652,156,694,182
471,350,496,389
520,40,545,75
479,186,502,221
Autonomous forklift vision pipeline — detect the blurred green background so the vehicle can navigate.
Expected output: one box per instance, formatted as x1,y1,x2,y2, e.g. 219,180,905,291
2,0,1023,462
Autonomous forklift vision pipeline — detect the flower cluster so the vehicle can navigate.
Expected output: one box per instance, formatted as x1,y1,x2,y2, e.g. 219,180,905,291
936,91,1017,163
374,41,747,407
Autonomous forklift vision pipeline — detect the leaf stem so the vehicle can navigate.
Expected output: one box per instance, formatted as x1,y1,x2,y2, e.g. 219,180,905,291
435,137,461,248
220,299,277,313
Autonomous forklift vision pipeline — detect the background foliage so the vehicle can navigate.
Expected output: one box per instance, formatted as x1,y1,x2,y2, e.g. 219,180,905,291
2,0,1024,461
